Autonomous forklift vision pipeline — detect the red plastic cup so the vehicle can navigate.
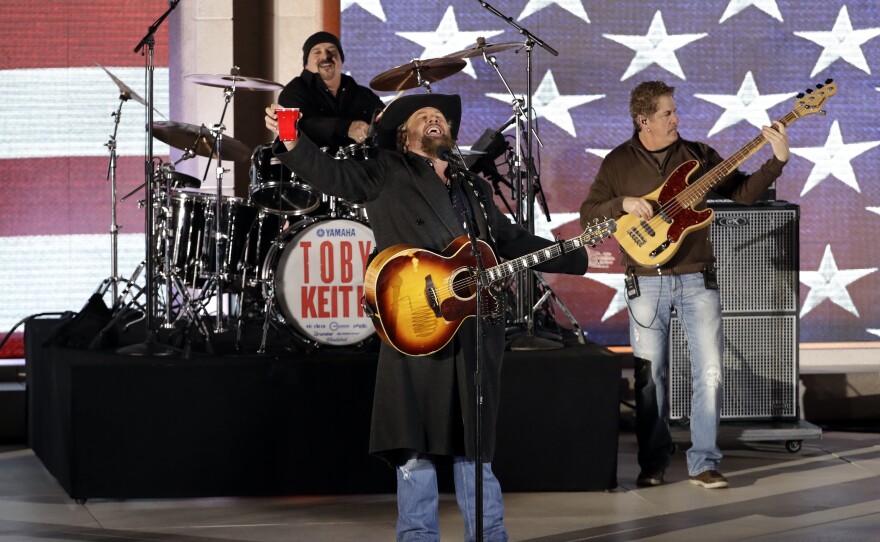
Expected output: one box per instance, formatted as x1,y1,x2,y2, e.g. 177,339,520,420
276,107,301,142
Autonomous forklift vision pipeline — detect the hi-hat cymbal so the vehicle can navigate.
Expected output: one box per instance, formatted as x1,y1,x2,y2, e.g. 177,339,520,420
370,58,466,92
95,62,166,118
184,73,283,91
444,41,523,60
152,121,251,162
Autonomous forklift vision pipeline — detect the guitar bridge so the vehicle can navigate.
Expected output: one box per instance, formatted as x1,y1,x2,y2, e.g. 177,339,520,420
424,275,441,317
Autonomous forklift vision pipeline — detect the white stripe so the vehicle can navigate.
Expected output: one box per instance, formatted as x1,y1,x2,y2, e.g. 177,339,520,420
0,233,146,330
0,67,170,160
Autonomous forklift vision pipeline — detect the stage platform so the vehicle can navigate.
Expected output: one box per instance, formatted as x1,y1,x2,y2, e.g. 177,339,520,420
25,317,621,500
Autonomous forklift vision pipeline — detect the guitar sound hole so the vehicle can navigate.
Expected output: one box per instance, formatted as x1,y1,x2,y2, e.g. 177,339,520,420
450,269,476,299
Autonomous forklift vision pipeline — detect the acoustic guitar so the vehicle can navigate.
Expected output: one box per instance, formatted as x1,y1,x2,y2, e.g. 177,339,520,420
363,219,616,356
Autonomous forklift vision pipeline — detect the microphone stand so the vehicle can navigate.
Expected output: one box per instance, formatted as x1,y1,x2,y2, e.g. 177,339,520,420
446,154,487,541
476,0,563,352
118,0,181,357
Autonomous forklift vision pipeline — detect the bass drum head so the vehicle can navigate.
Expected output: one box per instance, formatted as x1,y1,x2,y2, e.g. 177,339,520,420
269,218,376,346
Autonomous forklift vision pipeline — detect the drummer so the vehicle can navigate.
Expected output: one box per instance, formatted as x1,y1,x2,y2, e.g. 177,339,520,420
278,31,384,155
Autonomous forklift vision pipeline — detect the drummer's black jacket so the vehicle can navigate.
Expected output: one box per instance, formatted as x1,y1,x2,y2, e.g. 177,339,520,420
278,69,383,154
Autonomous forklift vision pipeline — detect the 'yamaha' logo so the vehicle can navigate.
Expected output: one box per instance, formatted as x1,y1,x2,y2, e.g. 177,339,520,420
716,216,749,227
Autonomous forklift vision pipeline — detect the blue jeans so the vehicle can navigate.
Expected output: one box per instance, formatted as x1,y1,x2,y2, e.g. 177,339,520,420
396,456,507,542
627,272,723,476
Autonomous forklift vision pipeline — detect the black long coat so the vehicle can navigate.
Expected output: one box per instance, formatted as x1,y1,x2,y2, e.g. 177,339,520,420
277,136,588,465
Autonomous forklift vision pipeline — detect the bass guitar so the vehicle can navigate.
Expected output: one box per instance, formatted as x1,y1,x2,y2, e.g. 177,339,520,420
363,219,616,356
615,79,837,267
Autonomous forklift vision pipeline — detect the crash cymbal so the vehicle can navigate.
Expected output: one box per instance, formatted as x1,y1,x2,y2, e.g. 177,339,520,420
184,73,283,91
95,62,166,118
370,58,466,92
151,121,251,162
444,41,523,60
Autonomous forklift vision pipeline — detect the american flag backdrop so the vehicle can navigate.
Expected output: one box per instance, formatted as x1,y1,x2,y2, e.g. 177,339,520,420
342,0,880,346
0,1,878,353
0,1,169,352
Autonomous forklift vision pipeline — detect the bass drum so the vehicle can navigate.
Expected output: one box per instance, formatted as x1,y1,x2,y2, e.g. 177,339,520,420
263,217,376,347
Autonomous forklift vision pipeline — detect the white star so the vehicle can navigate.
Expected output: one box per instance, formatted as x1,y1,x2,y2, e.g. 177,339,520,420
341,0,386,22
694,71,793,137
586,148,611,158
396,6,504,80
719,0,783,24
868,207,880,216
869,329,880,338
790,120,880,196
794,6,880,77
486,70,603,137
603,10,707,81
518,0,590,24
584,273,629,321
800,245,876,318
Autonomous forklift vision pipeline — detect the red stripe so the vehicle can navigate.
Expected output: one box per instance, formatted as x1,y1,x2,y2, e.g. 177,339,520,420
0,1,169,70
0,156,153,236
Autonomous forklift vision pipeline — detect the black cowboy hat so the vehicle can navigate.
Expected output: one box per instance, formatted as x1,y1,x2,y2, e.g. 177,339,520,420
375,93,461,151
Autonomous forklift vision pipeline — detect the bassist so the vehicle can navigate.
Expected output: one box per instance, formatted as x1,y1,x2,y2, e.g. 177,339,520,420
579,80,789,490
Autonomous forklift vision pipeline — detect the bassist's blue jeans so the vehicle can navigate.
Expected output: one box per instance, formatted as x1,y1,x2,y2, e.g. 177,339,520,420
627,272,724,477
396,456,507,541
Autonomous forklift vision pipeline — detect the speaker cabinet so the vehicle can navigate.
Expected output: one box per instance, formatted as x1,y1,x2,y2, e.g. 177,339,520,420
670,315,798,420
710,203,799,314
669,203,800,421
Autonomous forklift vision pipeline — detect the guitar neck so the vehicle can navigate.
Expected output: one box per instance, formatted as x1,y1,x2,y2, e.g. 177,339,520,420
679,110,799,207
481,222,613,283
481,238,577,283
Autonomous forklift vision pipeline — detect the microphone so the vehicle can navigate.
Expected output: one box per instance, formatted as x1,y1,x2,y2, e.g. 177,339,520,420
435,145,459,163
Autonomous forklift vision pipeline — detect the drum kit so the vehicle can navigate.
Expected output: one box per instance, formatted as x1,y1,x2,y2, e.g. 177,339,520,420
97,34,581,355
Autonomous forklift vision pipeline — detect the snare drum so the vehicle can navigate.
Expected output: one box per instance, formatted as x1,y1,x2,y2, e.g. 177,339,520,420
249,143,321,216
262,217,376,347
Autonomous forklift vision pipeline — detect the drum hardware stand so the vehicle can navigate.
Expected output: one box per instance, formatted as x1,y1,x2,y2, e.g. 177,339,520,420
473,5,577,352
196,67,242,335
118,0,182,357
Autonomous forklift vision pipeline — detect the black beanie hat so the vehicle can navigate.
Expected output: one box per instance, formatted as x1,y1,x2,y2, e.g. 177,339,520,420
302,31,345,66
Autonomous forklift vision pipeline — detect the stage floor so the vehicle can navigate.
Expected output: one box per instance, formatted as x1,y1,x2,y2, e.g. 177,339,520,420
2,428,879,541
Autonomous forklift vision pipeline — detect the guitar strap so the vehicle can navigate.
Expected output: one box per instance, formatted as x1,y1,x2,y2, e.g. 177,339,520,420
452,166,499,253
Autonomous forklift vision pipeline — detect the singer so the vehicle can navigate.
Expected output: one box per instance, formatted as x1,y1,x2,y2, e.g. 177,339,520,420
264,93,588,541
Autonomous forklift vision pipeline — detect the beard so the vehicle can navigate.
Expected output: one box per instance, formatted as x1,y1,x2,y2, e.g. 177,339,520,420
419,134,456,158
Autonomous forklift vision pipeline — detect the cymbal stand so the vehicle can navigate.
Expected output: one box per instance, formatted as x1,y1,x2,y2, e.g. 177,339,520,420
95,92,145,312
411,60,434,93
199,69,239,334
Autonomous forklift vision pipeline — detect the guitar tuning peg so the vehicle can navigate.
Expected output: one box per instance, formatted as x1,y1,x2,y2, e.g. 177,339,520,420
805,88,813,94
816,83,824,89
825,78,834,84
796,93,805,99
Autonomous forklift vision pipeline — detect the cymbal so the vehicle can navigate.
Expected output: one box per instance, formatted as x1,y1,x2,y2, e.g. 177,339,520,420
444,41,523,60
95,62,166,118
370,58,466,91
152,121,251,162
184,73,283,91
